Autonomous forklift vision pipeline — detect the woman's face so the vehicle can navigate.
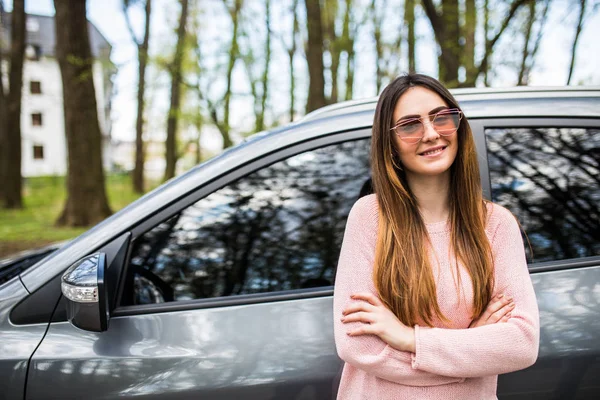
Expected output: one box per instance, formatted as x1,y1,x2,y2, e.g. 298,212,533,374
391,86,459,179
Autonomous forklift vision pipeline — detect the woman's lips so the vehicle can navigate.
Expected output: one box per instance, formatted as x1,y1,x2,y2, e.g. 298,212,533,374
419,146,446,157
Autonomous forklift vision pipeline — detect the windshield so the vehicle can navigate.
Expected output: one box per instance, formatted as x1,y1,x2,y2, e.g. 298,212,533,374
0,249,58,285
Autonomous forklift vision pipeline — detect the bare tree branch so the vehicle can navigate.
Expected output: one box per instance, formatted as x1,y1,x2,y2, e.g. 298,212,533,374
567,0,587,85
122,0,142,47
517,1,536,85
476,0,530,79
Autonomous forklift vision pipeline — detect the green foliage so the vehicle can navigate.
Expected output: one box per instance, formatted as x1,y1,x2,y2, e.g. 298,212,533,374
0,174,155,257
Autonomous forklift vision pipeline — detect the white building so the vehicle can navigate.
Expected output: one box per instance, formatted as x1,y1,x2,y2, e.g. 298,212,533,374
1,13,115,177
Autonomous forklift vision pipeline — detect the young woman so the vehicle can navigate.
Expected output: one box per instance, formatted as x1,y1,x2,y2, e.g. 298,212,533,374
333,74,539,399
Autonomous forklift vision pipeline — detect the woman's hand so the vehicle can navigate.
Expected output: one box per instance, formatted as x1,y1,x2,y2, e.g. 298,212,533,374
341,292,416,353
469,293,515,328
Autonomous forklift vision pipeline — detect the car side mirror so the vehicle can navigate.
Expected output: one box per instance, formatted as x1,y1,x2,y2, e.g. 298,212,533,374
61,253,109,332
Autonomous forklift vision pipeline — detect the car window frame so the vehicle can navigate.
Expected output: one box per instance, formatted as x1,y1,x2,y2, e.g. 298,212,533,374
113,128,372,317
469,116,600,273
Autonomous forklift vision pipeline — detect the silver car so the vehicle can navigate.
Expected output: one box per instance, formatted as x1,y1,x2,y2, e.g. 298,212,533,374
1,87,599,399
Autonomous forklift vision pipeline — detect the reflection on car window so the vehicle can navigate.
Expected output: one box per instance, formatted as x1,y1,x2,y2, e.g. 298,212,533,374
124,139,371,305
486,127,600,263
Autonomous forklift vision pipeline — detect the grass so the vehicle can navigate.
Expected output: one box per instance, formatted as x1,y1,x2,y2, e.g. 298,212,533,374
0,174,157,257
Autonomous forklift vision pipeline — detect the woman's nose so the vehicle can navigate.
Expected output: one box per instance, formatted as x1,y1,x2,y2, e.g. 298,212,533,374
421,119,440,142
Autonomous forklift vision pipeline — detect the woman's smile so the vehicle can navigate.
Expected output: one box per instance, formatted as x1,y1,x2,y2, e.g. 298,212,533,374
419,145,447,157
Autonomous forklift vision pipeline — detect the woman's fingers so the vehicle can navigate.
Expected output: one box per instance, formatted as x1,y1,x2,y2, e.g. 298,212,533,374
347,324,377,336
488,301,514,322
350,292,382,306
341,311,374,324
470,294,515,327
487,294,510,313
342,301,376,316
500,313,512,323
481,294,511,319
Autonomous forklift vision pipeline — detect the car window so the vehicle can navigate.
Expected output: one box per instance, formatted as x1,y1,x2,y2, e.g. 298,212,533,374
486,126,600,263
122,139,372,306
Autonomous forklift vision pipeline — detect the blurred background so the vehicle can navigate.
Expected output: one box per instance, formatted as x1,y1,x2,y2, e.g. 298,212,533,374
0,0,598,257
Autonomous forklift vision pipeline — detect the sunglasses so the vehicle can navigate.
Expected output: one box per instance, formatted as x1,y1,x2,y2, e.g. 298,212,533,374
390,108,463,144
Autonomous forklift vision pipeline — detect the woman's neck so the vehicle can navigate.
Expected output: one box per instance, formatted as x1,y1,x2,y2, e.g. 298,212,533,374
406,171,451,224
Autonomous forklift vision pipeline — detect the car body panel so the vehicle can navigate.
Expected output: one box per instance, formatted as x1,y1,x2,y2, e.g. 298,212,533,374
27,296,339,399
498,265,600,398
0,278,48,399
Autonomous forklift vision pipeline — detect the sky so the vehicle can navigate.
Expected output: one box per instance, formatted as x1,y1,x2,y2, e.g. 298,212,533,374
4,0,600,152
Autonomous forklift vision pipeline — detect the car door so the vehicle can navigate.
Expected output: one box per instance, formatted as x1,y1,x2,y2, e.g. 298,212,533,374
25,132,372,399
471,117,600,399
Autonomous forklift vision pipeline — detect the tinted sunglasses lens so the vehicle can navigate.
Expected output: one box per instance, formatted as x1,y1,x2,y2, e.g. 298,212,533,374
401,136,422,144
395,120,423,143
433,111,460,134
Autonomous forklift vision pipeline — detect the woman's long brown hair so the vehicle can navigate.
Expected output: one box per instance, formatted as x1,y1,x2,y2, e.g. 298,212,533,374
371,74,494,327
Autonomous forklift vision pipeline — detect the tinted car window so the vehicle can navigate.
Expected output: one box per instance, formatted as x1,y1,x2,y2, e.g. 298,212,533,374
486,126,600,263
123,139,371,305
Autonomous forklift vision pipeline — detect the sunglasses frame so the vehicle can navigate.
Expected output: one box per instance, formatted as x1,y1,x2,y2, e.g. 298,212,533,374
390,108,463,143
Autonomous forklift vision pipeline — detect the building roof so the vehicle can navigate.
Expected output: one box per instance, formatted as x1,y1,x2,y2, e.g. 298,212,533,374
0,13,111,58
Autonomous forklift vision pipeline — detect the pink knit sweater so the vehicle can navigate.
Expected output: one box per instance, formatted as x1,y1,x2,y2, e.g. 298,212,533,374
333,194,539,400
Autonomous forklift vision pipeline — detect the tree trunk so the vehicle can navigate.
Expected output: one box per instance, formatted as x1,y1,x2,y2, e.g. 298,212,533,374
0,1,5,204
344,0,357,100
323,0,339,104
194,106,202,165
1,0,25,209
255,0,271,132
405,0,415,73
304,0,326,112
567,0,586,85
54,0,112,226
128,0,152,194
462,0,476,86
164,0,188,181
423,0,527,87
221,0,241,149
517,0,535,86
345,44,355,100
288,0,299,121
483,0,490,86
371,0,384,93
440,0,459,87
421,0,459,87
329,48,340,104
343,0,354,101
471,0,529,86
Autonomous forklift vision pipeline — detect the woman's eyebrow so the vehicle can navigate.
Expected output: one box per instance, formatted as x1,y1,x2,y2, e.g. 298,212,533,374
395,106,450,123
428,106,450,115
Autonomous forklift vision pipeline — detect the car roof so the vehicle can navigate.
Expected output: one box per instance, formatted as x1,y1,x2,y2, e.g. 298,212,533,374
300,86,600,122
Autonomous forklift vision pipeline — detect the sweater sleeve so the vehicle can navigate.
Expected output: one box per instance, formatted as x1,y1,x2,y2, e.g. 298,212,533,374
411,206,540,378
333,195,465,386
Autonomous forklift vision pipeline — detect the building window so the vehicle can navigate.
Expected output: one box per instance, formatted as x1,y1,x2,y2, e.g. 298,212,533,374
30,81,42,94
25,44,41,61
31,113,43,126
33,145,44,160
486,127,600,263
26,19,40,33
